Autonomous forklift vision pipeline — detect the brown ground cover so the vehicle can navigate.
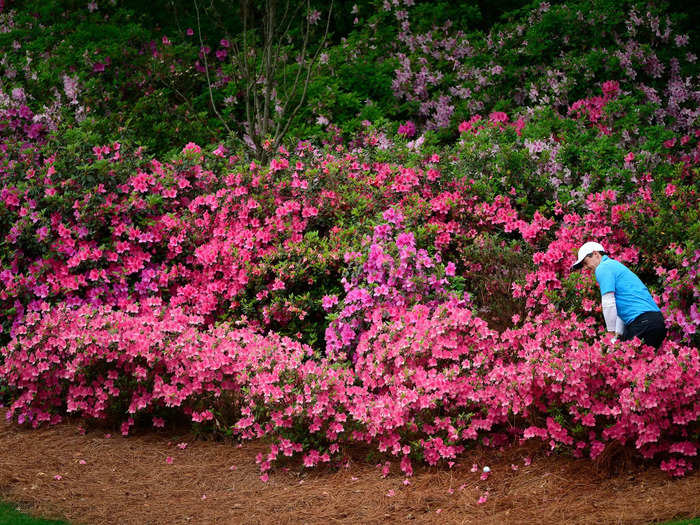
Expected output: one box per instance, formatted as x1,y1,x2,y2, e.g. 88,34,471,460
1,408,698,525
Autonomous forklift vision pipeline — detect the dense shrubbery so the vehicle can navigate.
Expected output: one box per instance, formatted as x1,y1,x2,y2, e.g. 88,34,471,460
1,0,698,478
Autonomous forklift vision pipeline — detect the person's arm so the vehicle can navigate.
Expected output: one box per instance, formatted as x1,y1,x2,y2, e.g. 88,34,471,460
601,292,624,341
596,262,622,341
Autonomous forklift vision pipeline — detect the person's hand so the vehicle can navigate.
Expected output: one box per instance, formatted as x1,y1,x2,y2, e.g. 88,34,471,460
603,331,617,345
614,330,625,343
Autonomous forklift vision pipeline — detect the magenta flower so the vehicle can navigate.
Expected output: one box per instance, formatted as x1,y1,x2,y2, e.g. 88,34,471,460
601,80,620,97
322,295,339,311
489,111,509,123
397,121,416,138
182,142,202,154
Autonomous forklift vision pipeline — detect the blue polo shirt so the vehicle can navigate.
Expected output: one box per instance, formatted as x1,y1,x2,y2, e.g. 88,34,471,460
594,256,660,324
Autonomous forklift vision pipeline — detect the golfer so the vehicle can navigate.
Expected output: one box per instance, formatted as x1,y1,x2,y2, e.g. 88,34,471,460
571,242,666,349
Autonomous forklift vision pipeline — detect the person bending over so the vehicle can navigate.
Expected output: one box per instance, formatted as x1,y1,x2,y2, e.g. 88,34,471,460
571,242,666,349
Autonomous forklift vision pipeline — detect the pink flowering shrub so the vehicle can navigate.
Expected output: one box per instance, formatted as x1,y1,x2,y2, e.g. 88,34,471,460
325,212,460,360
499,316,698,473
1,148,697,479
1,301,324,431
350,302,699,475
348,301,502,468
3,297,697,477
1,0,699,480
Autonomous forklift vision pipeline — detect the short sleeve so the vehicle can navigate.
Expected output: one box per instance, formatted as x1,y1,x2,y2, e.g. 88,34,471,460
595,263,615,296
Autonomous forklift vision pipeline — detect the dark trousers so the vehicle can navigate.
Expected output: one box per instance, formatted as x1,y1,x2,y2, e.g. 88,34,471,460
621,311,666,350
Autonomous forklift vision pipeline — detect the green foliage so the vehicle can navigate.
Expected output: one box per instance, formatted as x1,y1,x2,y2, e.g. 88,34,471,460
4,0,698,154
1,0,215,156
454,234,532,328
0,502,68,525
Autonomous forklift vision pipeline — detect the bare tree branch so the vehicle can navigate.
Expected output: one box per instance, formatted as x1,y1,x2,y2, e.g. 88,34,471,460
241,0,258,153
277,0,311,127
193,0,333,160
261,0,274,140
274,0,333,146
194,0,233,136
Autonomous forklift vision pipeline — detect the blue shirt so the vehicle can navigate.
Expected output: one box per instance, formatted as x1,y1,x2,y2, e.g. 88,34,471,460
595,255,660,324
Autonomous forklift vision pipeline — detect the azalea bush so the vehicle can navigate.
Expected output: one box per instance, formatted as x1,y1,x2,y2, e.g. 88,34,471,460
1,131,697,476
387,0,700,136
1,0,699,479
2,297,698,478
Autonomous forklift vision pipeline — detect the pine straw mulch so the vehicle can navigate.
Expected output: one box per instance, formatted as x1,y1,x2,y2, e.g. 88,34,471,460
1,409,698,525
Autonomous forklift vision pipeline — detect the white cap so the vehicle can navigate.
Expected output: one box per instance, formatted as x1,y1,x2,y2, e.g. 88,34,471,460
571,242,606,270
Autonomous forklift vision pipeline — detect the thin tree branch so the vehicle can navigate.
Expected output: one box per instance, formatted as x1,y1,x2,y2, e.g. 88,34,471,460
277,0,311,125
194,0,233,136
272,0,296,99
241,0,257,153
275,0,333,145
